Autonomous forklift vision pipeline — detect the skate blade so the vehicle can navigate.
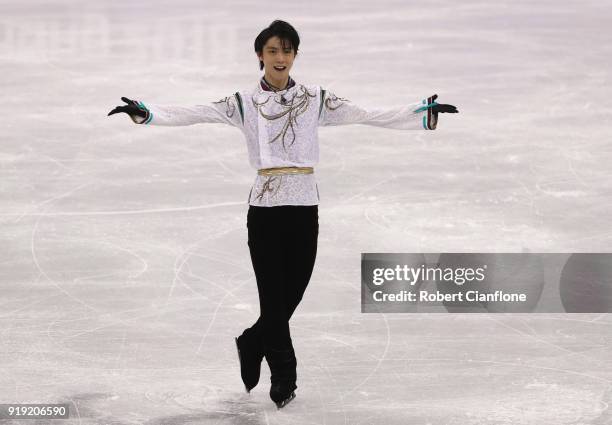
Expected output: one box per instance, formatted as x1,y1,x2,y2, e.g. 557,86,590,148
275,391,296,409
234,337,250,394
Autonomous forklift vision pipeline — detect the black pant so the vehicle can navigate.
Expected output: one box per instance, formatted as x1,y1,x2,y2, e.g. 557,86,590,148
245,205,319,351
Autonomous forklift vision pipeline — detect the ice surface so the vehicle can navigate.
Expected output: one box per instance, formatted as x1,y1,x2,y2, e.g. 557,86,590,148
1,0,611,423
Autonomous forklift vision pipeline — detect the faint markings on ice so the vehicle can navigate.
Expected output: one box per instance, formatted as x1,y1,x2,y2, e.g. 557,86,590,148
30,202,101,314
2,200,246,218
160,234,254,357
332,313,392,404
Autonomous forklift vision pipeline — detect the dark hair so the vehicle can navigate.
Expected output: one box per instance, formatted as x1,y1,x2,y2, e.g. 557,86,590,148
254,20,300,70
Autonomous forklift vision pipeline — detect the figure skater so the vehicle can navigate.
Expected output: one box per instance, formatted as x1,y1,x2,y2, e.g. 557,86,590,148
108,19,458,409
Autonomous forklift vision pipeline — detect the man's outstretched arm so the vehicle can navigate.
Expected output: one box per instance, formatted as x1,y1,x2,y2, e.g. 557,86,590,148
318,89,458,130
108,94,245,128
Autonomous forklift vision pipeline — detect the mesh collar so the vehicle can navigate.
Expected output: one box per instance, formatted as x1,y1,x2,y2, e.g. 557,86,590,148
260,75,296,92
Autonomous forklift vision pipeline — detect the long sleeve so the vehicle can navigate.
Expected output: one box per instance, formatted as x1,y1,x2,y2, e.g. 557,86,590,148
131,93,245,129
318,88,437,130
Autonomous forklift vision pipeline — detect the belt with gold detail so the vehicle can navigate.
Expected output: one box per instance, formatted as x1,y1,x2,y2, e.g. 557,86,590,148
257,166,314,176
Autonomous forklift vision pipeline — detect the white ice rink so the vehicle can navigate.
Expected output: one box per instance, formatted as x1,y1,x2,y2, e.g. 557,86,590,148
1,0,612,423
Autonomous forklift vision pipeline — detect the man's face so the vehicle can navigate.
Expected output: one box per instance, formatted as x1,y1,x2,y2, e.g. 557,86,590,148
258,36,296,78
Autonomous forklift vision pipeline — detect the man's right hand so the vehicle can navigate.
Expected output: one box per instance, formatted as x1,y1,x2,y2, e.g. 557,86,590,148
108,97,148,123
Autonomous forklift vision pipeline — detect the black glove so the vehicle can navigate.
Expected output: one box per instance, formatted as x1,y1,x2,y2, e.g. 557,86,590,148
429,94,458,114
108,97,149,123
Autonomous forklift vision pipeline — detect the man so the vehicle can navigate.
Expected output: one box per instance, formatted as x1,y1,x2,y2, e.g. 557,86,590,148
108,19,458,409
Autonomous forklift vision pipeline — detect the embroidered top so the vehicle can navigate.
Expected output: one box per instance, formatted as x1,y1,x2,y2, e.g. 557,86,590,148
131,76,438,206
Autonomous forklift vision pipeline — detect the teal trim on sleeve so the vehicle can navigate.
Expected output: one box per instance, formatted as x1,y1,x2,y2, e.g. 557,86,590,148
415,98,426,113
319,88,326,119
234,92,244,124
414,102,439,113
138,101,153,124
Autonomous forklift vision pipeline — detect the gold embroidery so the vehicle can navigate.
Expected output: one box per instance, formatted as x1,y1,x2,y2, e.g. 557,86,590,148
254,175,283,202
324,92,349,111
213,96,236,118
252,85,317,151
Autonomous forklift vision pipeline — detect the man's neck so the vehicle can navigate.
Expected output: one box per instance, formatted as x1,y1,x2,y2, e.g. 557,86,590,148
263,74,289,91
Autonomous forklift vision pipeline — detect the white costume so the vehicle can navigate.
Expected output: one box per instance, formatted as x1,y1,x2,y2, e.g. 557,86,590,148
133,76,438,207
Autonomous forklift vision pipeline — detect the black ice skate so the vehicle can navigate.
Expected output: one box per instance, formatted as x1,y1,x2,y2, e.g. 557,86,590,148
265,345,298,409
235,329,264,393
